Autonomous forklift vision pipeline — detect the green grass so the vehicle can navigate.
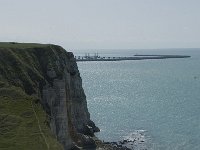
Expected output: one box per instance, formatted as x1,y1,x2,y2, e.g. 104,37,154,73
0,85,63,150
0,42,50,49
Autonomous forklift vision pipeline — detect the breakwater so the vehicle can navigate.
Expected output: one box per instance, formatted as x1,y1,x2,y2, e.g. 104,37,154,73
75,54,191,62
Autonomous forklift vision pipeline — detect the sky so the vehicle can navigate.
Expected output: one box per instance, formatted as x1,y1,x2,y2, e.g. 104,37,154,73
0,0,200,49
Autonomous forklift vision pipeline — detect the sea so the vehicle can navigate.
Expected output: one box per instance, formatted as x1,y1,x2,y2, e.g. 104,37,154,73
73,49,200,150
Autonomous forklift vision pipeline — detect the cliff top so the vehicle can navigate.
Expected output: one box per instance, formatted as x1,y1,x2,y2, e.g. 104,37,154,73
0,42,51,48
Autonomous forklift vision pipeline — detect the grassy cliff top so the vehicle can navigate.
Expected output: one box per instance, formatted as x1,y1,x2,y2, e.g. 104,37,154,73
0,42,51,48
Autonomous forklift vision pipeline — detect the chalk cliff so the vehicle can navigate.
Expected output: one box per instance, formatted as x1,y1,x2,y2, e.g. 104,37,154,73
0,43,99,150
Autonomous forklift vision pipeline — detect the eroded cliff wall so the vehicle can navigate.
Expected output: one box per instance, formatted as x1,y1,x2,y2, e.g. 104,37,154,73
0,43,99,150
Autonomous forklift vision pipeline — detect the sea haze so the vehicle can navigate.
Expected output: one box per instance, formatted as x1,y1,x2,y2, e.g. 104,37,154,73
76,49,200,150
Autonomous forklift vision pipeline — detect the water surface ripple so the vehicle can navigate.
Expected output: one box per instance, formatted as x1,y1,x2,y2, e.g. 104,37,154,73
77,49,200,150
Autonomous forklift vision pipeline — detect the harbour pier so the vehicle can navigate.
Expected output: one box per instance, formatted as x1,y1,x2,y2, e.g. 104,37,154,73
75,53,191,62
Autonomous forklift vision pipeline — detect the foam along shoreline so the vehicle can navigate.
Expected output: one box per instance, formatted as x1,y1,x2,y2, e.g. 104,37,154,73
75,54,191,62
98,130,149,150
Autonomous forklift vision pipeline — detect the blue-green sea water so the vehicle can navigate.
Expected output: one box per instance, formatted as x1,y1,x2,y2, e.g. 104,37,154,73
76,49,200,150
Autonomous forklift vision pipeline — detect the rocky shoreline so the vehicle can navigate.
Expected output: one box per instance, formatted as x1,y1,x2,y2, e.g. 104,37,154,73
95,130,148,150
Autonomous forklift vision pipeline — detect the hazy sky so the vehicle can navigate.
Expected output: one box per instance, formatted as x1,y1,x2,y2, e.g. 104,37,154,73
0,0,200,49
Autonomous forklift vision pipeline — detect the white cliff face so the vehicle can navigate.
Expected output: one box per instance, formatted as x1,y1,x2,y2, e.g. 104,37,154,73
42,50,99,150
0,44,99,150
43,79,74,149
